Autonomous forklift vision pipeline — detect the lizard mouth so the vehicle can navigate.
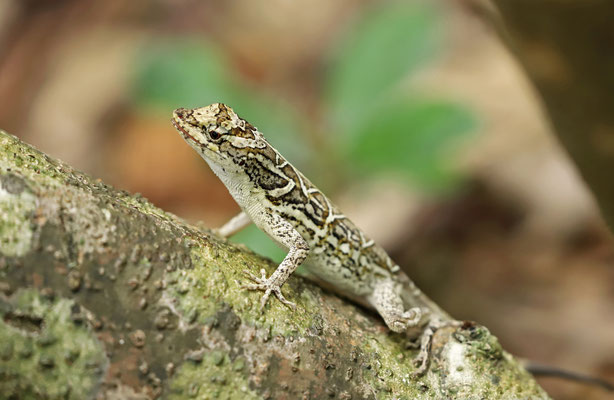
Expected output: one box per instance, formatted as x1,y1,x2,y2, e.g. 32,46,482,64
171,117,199,144
172,115,226,159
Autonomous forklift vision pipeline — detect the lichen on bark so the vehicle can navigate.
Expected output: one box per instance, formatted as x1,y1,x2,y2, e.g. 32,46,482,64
0,130,549,399
0,288,108,399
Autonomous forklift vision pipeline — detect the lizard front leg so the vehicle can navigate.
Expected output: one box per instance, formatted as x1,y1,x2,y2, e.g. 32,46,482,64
215,211,252,238
242,211,309,310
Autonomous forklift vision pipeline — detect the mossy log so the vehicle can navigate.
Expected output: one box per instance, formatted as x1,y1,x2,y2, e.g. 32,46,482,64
0,131,548,399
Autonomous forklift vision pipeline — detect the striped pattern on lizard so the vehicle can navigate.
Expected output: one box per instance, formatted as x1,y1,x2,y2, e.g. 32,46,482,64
171,103,454,375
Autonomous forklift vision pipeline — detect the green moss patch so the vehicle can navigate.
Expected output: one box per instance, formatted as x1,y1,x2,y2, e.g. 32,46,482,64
0,289,108,399
0,173,36,257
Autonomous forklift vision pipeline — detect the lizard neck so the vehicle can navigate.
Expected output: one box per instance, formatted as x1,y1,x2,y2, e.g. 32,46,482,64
206,159,248,202
204,157,266,218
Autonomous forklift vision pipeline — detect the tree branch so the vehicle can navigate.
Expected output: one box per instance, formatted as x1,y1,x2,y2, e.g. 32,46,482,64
0,130,548,399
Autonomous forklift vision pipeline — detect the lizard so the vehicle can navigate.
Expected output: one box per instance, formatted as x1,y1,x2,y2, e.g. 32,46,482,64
171,103,457,375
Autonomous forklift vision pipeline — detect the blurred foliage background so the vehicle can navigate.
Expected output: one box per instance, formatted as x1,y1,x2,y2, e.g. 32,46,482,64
132,1,476,261
0,0,612,398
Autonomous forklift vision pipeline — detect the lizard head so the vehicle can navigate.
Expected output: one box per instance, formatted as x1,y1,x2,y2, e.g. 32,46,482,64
172,103,275,187
172,103,268,165
172,103,261,160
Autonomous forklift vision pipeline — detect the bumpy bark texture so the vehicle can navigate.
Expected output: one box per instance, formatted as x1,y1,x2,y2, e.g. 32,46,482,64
0,131,548,399
491,0,614,230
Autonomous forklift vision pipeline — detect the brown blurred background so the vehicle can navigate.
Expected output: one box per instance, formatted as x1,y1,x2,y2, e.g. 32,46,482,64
1,0,613,398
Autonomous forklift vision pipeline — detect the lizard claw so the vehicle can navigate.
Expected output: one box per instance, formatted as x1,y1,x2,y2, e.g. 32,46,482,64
243,268,268,283
271,288,297,310
241,269,296,311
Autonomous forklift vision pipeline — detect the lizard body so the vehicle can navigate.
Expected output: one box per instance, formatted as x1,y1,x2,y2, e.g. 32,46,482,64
172,103,453,374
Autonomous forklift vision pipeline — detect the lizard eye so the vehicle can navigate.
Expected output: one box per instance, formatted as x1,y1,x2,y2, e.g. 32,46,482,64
208,130,222,141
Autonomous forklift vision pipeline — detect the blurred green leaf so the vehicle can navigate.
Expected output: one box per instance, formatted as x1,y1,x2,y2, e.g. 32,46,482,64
326,2,439,133
135,40,233,109
348,99,476,190
230,224,286,264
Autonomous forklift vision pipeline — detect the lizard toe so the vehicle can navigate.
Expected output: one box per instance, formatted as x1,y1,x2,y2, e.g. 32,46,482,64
273,288,296,310
241,271,269,292
243,269,268,285
412,354,429,377
241,272,294,311
259,289,273,310
259,268,268,281
241,282,264,291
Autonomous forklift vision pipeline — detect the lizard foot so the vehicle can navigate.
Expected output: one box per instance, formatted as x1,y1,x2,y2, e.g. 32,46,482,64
408,321,437,377
241,269,297,311
410,319,463,377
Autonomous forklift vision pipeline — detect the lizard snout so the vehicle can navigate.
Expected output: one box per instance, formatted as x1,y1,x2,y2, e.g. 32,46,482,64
173,108,188,119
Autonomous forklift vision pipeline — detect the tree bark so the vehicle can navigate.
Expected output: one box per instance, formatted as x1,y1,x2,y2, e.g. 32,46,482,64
0,130,548,399
488,0,614,231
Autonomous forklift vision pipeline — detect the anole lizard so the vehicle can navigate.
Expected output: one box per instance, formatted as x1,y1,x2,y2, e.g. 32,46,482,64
172,103,458,375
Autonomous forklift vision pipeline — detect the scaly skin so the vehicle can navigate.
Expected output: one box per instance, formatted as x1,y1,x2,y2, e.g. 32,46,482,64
171,103,456,375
